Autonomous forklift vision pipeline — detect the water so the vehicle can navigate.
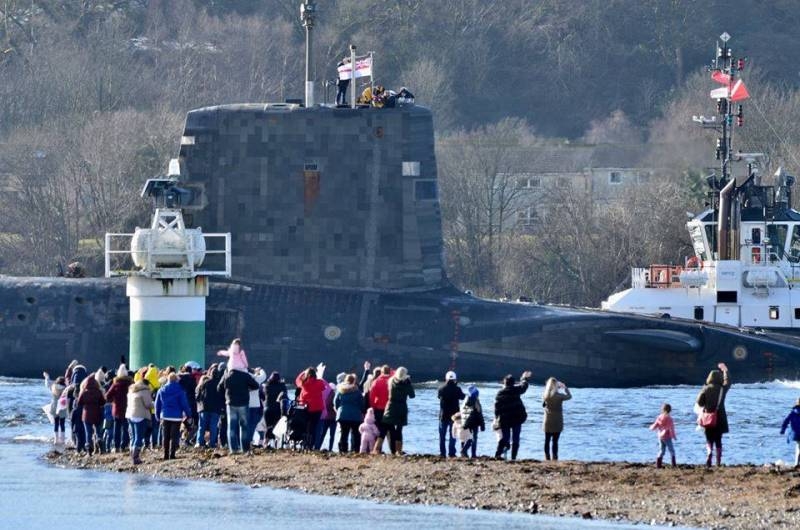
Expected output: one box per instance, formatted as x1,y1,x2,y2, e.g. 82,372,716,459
3,378,798,528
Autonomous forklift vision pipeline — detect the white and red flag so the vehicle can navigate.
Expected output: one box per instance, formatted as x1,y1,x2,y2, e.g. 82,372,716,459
709,78,750,101
338,55,372,80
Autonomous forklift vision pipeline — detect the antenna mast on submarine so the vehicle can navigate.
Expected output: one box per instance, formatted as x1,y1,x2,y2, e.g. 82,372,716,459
301,1,316,107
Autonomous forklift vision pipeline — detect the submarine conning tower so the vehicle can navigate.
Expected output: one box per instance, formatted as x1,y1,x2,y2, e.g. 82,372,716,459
177,103,445,291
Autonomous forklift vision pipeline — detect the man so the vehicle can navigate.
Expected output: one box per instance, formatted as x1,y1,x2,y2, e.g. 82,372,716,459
336,57,350,105
217,366,259,454
437,370,465,457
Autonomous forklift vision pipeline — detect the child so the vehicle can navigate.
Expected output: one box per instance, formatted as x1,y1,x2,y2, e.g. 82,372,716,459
43,372,67,445
451,411,472,457
461,385,485,458
649,403,677,468
359,407,380,454
102,402,114,452
780,398,800,468
217,338,249,372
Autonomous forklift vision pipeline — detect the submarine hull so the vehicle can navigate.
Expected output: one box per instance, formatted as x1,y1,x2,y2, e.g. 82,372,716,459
3,277,799,385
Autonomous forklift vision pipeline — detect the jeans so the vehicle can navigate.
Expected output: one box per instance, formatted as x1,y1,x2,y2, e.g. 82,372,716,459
161,419,181,459
657,438,675,459
315,418,336,451
439,419,457,457
83,421,103,454
247,407,262,447
227,405,249,453
113,417,130,450
72,407,86,451
496,423,522,460
53,417,65,433
338,420,360,453
129,419,147,449
197,411,220,447
544,431,561,460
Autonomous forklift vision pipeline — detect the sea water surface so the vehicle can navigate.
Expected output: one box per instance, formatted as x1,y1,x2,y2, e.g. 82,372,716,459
2,377,798,529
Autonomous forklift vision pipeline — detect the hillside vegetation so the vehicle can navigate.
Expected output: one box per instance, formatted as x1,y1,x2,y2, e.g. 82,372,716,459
2,1,800,304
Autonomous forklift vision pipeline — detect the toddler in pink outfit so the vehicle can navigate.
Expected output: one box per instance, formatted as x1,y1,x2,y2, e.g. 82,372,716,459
217,338,249,372
649,403,677,467
359,408,380,453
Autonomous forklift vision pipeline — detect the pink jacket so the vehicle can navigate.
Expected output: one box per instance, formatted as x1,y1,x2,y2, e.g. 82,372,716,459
217,343,249,372
649,413,676,441
359,408,380,453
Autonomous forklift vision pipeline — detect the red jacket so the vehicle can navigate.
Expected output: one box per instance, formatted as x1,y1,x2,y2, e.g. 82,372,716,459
370,374,392,411
295,372,327,413
104,376,132,418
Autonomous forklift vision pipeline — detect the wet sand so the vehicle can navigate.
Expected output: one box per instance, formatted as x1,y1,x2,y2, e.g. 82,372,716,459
46,449,800,528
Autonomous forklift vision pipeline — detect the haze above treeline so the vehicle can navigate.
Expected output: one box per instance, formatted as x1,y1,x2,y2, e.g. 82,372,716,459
2,1,800,305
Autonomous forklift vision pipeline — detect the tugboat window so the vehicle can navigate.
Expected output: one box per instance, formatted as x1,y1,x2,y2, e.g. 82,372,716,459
767,224,788,259
790,226,800,262
694,306,704,320
794,308,800,319
770,306,779,320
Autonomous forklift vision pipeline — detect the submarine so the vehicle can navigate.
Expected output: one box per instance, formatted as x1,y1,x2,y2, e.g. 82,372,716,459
3,17,800,386
3,100,800,386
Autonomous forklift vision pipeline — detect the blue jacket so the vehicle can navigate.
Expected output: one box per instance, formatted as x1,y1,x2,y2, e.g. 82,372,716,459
334,383,363,423
781,406,800,442
155,381,191,421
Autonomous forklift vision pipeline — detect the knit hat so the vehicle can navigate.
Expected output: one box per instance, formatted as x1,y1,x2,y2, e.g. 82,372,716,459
468,385,479,398
393,366,409,381
445,370,457,381
116,363,127,379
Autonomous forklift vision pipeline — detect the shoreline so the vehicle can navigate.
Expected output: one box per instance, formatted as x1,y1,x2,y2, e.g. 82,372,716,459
46,449,800,528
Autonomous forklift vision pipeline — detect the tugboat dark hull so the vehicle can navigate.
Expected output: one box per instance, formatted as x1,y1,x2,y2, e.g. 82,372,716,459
2,276,799,385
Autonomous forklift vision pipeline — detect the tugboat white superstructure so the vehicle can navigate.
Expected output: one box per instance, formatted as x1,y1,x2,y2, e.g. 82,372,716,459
604,33,800,332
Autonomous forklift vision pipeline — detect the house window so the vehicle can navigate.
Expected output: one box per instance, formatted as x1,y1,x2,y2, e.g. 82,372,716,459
402,161,420,177
414,179,437,200
557,177,569,188
516,176,541,189
609,171,622,184
517,207,538,226
770,306,780,320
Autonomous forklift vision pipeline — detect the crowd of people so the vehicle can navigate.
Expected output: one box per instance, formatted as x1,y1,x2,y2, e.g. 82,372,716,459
42,346,800,468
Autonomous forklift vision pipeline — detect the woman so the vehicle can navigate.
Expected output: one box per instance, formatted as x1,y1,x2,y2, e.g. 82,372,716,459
295,366,327,449
262,371,287,448
125,378,153,464
195,364,225,448
43,372,67,445
542,377,572,461
494,371,532,460
155,372,192,460
334,373,364,452
76,374,106,455
381,366,415,455
696,362,731,467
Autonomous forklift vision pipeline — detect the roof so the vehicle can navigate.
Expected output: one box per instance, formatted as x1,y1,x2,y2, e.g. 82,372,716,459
509,144,655,174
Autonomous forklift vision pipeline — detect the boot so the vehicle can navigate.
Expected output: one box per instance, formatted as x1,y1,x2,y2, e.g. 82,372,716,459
716,445,722,467
395,441,403,455
372,437,383,454
494,440,505,459
671,455,676,467
511,442,519,461
133,447,142,465
705,444,712,468
656,456,663,468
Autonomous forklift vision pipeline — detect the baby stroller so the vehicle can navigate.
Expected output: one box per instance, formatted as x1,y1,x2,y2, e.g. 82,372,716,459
275,401,310,450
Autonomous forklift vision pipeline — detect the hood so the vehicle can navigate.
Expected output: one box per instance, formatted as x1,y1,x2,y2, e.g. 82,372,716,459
337,383,358,394
129,381,150,394
71,365,87,386
145,366,161,390
113,375,132,385
365,408,376,424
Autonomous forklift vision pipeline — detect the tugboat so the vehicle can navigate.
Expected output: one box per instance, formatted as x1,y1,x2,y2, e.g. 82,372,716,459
603,32,800,335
